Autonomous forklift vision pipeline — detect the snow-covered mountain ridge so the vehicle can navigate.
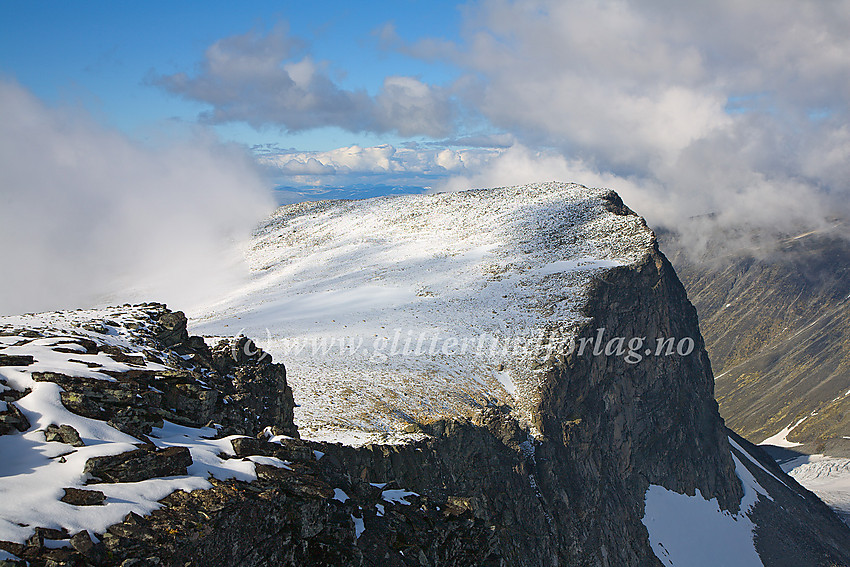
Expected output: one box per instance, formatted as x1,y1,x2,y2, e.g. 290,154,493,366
2,184,850,565
191,182,654,440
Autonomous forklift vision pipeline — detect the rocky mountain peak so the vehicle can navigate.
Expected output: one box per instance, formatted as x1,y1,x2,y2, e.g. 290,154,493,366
192,182,656,439
1,185,849,566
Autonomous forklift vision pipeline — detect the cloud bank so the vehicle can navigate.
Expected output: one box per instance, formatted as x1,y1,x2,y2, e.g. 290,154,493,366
258,144,501,189
0,80,275,316
430,0,850,238
173,1,850,248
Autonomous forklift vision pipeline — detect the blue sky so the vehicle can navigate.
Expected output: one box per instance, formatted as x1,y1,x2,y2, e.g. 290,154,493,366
0,1,463,151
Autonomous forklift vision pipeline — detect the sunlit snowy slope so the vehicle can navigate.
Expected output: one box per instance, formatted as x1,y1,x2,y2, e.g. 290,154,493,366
191,182,654,440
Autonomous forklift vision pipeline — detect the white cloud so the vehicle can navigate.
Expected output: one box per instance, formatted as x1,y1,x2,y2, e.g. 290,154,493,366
0,80,274,316
258,144,501,187
155,24,455,137
151,1,850,246
415,0,850,239
374,76,455,137
430,139,842,258
435,149,463,170
433,144,666,218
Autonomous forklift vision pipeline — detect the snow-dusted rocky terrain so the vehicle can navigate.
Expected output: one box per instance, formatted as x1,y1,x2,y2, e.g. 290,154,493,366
2,183,849,566
0,306,277,547
190,182,653,440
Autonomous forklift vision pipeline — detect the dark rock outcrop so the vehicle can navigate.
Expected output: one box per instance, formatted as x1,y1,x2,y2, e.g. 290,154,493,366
44,423,84,446
63,436,504,567
0,354,34,366
61,488,106,506
206,336,298,439
69,530,105,564
155,310,189,347
0,402,30,436
22,306,298,442
84,446,193,483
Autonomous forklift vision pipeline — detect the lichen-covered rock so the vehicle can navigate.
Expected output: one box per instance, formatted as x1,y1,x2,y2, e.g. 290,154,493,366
79,442,504,567
24,305,299,441
0,354,34,366
69,530,106,563
84,446,192,483
230,436,313,461
207,337,298,438
34,372,165,437
61,488,106,506
0,402,29,435
44,423,84,446
155,311,188,347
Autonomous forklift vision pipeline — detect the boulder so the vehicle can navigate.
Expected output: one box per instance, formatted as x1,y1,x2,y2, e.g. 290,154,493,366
84,446,192,483
0,403,29,435
44,424,84,447
61,488,106,506
69,530,105,563
155,311,188,347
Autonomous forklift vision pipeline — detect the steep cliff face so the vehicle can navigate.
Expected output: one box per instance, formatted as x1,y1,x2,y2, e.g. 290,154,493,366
2,185,850,566
315,217,747,566
532,241,743,564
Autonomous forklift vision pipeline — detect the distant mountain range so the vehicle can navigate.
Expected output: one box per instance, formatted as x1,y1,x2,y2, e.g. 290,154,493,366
660,220,850,525
660,222,850,452
273,184,429,205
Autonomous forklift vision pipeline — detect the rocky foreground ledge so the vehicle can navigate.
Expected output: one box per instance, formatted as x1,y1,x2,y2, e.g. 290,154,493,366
0,304,541,566
1,304,848,566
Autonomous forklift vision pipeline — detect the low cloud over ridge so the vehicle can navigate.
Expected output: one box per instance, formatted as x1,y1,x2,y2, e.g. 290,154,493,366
0,80,275,315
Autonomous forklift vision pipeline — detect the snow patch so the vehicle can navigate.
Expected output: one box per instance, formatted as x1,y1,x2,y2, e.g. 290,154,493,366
245,455,292,470
642,485,762,567
760,417,807,448
351,514,365,539
781,454,850,525
495,369,516,397
729,437,788,494
382,489,417,505
0,550,21,561
642,444,775,566
731,452,772,506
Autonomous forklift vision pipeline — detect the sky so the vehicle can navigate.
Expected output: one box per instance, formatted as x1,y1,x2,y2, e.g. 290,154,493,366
1,0,850,313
